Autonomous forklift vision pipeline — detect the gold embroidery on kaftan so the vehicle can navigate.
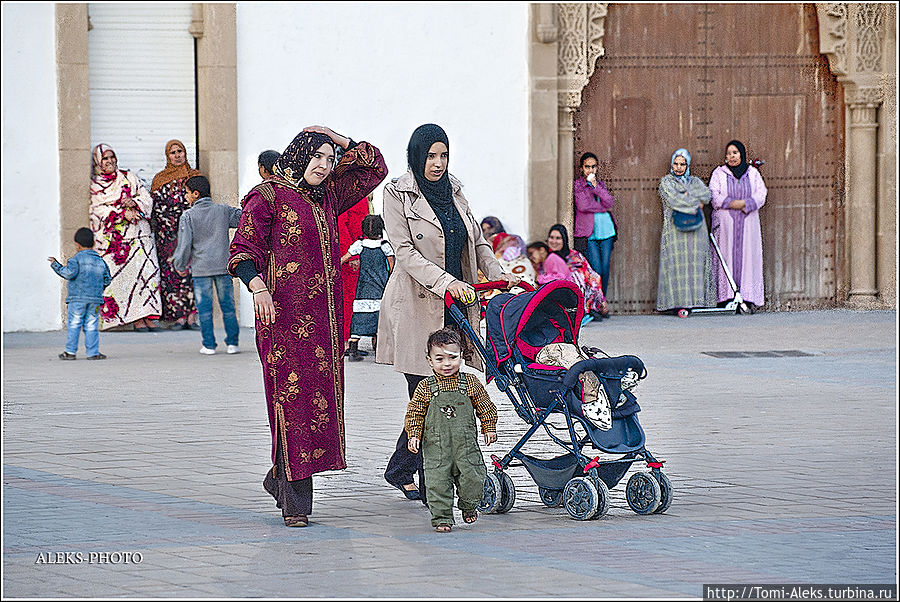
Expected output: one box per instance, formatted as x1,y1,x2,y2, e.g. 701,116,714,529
276,371,301,406
315,346,328,372
310,391,330,432
239,211,255,239
275,261,301,280
290,315,315,340
267,343,286,368
274,403,291,480
279,204,303,246
305,273,326,299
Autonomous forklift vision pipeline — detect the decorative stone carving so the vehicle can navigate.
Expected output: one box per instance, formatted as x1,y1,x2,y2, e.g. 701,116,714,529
846,85,884,107
537,23,558,43
816,3,848,76
557,3,608,109
855,3,884,72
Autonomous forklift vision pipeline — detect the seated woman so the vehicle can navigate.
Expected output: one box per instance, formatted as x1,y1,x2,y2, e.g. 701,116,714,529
492,232,536,288
480,216,505,244
547,224,608,322
526,241,572,285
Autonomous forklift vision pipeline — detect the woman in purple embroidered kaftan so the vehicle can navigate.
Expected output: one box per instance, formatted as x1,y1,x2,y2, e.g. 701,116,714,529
228,128,387,527
709,140,767,308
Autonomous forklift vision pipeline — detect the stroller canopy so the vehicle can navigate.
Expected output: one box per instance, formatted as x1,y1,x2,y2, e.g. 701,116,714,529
485,280,584,363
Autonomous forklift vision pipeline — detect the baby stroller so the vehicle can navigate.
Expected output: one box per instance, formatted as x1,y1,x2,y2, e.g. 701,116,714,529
445,279,671,520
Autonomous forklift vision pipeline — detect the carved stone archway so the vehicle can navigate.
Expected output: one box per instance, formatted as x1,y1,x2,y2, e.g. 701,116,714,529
527,3,607,241
816,3,895,308
527,2,895,308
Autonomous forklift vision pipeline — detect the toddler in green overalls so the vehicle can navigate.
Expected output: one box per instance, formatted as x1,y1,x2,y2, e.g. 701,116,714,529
406,328,498,532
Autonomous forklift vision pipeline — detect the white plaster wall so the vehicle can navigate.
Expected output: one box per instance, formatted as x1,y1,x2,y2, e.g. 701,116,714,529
1,3,61,332
236,2,529,325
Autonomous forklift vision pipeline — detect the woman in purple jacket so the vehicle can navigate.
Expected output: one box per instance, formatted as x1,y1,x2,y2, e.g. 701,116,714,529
572,152,616,300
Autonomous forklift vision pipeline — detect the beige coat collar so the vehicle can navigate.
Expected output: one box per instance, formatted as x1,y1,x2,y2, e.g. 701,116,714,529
395,170,464,229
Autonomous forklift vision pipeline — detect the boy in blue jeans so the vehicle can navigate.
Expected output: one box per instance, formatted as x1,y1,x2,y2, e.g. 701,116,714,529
173,175,242,355
48,227,112,360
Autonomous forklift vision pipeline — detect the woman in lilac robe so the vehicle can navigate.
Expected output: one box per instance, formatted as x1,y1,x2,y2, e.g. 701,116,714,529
228,127,387,527
709,140,767,309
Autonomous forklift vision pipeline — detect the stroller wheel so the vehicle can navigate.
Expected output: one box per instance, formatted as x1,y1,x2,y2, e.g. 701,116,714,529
587,472,611,519
563,477,600,521
496,472,516,514
625,472,661,515
677,308,690,319
478,473,503,514
651,471,673,514
538,487,564,508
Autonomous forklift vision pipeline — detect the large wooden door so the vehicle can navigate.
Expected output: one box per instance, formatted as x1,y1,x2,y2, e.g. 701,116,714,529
575,4,844,312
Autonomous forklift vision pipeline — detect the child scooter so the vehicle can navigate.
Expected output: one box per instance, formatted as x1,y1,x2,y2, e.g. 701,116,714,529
679,225,749,318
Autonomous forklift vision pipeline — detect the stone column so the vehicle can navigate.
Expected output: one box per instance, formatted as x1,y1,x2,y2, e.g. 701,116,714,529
192,3,241,322
557,107,576,229
845,94,879,306
55,3,92,318
193,3,238,207
528,4,560,242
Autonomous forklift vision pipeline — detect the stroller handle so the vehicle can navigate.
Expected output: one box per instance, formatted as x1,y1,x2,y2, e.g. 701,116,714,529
443,280,535,309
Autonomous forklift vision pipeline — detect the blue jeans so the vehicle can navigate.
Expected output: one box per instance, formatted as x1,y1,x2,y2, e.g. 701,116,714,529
586,237,615,298
66,301,100,356
192,275,239,349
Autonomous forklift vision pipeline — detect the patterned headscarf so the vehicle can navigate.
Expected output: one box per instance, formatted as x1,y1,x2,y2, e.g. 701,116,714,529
151,140,201,193
407,124,453,206
670,148,691,183
92,144,117,181
725,139,749,180
274,131,335,202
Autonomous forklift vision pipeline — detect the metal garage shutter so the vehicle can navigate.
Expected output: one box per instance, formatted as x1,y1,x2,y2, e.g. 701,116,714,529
88,3,196,188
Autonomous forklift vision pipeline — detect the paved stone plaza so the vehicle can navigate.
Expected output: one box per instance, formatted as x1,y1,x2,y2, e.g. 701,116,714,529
2,309,896,598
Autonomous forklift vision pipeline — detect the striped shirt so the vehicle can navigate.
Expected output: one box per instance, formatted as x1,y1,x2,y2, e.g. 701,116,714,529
404,372,497,439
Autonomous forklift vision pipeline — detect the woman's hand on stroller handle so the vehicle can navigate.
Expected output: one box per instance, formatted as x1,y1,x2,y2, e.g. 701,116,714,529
447,280,477,305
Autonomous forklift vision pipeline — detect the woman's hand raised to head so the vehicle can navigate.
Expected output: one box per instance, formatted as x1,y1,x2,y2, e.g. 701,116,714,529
302,125,351,150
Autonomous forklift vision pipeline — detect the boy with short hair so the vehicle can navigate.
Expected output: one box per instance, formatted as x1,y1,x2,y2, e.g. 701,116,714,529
258,150,280,180
405,327,498,532
172,175,242,355
48,227,112,360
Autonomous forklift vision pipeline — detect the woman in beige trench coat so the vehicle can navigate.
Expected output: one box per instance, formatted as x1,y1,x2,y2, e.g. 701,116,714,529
377,123,518,503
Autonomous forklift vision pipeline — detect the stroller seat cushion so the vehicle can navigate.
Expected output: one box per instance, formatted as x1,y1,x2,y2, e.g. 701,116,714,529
535,344,610,431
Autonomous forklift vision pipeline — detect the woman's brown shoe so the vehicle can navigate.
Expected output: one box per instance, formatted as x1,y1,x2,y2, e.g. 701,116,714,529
284,515,308,527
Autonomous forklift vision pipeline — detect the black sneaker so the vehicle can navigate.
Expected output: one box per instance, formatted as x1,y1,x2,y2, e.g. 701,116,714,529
58,352,76,360
87,353,107,360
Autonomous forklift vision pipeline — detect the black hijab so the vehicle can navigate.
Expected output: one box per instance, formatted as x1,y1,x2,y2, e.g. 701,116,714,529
407,124,466,286
407,124,454,206
549,223,572,261
274,131,335,202
725,139,749,180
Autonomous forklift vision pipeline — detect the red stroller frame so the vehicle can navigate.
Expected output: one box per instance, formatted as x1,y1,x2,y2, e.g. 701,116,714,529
445,280,671,521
